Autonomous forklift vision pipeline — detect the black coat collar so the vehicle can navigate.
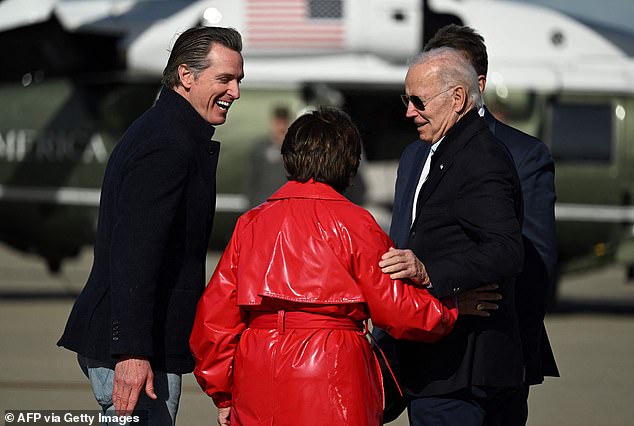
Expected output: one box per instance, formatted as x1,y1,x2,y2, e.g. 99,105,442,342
411,109,487,228
156,86,216,143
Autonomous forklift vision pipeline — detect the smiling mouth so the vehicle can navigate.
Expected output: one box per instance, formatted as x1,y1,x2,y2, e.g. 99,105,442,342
216,100,231,111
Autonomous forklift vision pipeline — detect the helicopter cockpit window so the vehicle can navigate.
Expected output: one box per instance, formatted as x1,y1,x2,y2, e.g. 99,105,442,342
548,102,613,163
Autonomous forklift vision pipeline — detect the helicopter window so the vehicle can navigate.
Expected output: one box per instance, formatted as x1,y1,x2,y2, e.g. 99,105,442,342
548,102,613,163
310,0,343,19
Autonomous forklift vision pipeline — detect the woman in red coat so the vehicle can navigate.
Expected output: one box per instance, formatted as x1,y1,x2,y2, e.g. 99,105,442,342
190,108,498,425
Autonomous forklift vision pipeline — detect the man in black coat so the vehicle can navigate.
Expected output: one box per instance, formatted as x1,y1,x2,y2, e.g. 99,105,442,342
378,47,525,425
423,24,559,425
58,27,244,424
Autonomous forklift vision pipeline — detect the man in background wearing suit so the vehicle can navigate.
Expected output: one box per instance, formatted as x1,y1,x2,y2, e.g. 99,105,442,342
378,47,525,425
58,27,244,425
422,24,559,425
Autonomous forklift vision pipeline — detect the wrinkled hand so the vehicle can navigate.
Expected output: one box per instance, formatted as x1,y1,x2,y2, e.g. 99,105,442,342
113,356,156,415
217,407,231,426
379,247,430,286
457,284,502,317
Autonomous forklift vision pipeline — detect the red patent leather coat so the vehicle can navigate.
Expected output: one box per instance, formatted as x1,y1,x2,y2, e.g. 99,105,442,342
190,180,458,425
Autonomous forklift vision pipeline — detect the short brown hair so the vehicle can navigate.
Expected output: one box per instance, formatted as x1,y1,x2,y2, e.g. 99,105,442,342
282,107,362,193
162,26,242,88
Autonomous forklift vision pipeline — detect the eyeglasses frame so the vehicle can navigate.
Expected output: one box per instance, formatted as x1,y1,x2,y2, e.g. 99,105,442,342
400,87,456,111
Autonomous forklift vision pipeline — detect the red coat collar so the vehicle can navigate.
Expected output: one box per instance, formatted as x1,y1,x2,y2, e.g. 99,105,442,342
268,179,348,202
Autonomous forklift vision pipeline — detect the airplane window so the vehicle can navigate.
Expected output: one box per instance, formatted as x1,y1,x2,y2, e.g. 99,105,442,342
548,102,613,163
310,0,343,19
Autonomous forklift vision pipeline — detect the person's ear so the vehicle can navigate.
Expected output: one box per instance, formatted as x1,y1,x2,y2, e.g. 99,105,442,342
452,86,468,113
478,75,486,93
177,64,194,89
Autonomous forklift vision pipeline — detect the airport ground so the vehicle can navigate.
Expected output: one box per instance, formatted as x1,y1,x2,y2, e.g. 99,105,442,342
1,244,633,426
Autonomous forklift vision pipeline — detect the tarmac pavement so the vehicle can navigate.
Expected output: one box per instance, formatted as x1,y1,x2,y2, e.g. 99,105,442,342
1,243,634,425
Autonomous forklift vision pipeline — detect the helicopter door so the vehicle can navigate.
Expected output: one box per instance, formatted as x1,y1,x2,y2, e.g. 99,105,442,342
546,95,625,266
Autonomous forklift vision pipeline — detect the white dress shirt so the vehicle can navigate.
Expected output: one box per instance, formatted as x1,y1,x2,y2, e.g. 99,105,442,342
411,137,443,225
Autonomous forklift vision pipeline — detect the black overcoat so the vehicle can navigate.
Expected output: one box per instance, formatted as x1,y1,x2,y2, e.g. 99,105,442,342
58,87,219,373
394,109,525,396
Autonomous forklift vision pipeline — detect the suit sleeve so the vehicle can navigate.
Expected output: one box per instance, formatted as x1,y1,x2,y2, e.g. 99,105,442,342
109,139,188,357
190,219,247,408
425,151,524,298
516,142,557,282
351,217,458,341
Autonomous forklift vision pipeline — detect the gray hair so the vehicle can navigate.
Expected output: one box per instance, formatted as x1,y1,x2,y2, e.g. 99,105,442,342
161,26,243,88
409,47,482,109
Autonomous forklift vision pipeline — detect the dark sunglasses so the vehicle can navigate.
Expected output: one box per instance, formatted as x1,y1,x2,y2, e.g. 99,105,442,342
400,87,454,110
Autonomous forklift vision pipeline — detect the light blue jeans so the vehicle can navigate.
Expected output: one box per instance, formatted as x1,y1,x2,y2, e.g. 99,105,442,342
78,355,182,426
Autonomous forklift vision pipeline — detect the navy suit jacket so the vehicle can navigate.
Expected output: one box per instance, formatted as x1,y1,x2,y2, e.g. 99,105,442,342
483,108,559,383
58,87,220,373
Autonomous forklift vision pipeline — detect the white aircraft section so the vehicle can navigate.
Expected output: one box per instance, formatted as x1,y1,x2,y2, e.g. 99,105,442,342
346,0,422,60
485,58,634,94
429,0,634,94
240,54,408,89
0,0,631,93
54,0,138,32
432,0,626,60
0,0,55,31
125,0,423,80
125,1,217,74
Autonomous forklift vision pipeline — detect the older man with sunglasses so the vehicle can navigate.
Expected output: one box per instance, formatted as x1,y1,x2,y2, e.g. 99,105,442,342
374,47,525,425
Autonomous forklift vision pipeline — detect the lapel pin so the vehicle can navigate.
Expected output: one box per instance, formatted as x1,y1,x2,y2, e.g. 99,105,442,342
440,164,444,170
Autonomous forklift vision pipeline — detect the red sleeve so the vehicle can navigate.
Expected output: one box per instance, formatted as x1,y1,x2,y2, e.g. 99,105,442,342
350,218,458,341
189,218,247,407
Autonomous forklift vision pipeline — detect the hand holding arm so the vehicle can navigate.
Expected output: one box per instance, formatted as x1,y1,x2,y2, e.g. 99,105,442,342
112,356,157,415
379,247,430,286
377,245,500,319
